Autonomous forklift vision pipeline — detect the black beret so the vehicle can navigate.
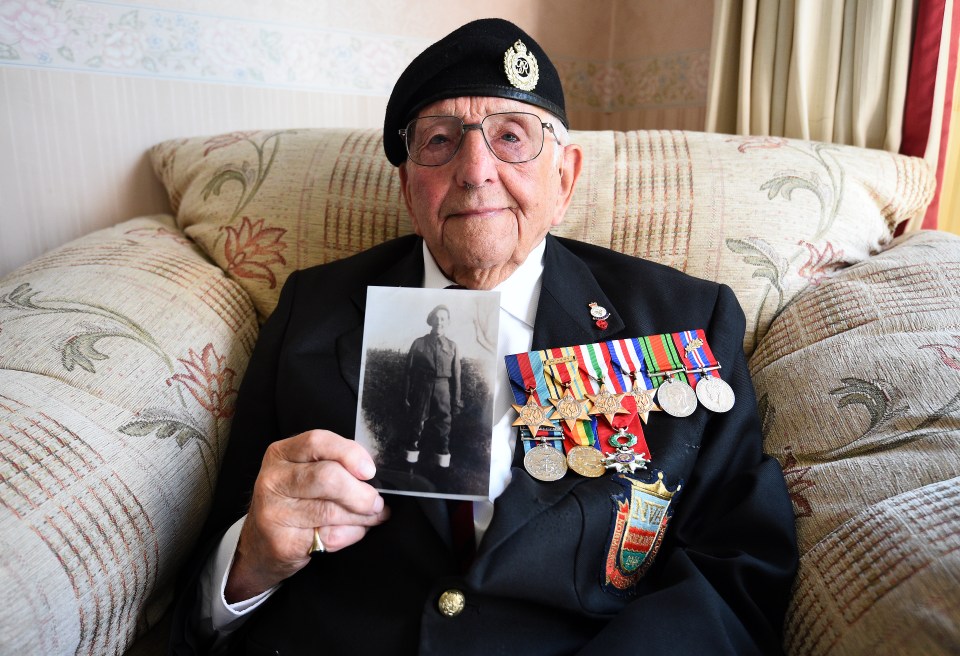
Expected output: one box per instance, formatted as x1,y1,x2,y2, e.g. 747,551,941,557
383,18,567,166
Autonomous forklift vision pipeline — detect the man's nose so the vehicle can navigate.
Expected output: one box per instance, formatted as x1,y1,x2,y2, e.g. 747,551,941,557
454,125,498,187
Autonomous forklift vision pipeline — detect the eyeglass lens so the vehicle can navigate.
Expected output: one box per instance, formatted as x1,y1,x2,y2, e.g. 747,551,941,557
404,112,545,166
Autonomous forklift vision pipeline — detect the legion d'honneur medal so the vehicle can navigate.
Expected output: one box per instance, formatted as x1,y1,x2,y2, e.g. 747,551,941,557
602,426,651,474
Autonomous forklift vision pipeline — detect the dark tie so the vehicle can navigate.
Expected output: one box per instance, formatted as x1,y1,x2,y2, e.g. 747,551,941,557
447,499,475,572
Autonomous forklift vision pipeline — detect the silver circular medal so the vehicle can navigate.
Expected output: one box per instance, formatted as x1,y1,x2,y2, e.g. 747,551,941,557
524,443,568,482
695,376,736,413
656,378,698,417
566,445,605,478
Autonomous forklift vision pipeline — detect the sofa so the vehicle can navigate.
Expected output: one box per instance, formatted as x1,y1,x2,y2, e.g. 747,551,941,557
1,126,958,655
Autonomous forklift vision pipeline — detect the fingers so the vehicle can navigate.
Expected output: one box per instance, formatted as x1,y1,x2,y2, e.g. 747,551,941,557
275,429,377,481
262,431,384,516
302,494,390,530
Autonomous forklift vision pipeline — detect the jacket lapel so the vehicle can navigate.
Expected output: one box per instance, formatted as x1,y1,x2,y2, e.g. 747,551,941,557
480,236,625,556
531,235,625,349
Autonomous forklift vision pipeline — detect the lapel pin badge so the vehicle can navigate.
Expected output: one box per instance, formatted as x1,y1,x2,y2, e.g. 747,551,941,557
588,302,610,330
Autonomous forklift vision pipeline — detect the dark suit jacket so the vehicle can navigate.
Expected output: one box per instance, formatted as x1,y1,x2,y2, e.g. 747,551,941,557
170,234,797,655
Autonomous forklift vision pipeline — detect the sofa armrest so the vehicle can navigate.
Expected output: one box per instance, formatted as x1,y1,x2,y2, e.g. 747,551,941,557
750,230,960,654
0,215,257,654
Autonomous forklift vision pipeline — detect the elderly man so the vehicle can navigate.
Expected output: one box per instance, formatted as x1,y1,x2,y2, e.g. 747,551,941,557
170,18,797,655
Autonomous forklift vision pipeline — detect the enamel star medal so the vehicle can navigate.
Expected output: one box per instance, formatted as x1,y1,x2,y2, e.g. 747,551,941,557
602,427,651,474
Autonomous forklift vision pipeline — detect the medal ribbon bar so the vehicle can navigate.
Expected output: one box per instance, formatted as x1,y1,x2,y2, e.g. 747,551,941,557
505,351,565,454
672,329,719,379
546,346,596,448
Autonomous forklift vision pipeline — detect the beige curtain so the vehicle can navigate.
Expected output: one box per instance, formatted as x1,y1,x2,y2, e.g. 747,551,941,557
706,0,916,151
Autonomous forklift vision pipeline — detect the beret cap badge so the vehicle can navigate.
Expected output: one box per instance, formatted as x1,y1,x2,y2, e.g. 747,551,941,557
504,39,539,91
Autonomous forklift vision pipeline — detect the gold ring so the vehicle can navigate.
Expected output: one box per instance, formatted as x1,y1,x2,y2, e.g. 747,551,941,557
308,527,325,555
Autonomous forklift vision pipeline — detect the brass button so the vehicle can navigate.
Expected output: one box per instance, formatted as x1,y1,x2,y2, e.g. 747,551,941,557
437,589,466,617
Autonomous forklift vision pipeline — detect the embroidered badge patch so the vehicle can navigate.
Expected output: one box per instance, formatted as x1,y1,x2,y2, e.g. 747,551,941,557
603,471,682,595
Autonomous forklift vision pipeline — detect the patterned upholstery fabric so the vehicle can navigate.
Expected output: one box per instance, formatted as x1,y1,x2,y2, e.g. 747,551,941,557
752,229,960,654
0,216,256,654
1,128,956,655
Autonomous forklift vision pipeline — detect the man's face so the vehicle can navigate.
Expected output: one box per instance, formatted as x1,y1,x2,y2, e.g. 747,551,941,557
431,309,449,336
399,96,582,289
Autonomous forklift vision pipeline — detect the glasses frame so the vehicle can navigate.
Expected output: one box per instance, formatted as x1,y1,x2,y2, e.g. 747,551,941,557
398,112,557,167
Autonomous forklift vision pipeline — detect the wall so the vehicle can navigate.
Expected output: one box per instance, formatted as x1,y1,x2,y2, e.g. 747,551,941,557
0,0,713,277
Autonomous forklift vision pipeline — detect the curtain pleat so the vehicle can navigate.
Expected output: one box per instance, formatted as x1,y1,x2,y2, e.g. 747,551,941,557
707,0,916,151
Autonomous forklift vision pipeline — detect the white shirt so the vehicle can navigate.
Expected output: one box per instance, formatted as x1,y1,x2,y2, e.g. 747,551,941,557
202,239,545,638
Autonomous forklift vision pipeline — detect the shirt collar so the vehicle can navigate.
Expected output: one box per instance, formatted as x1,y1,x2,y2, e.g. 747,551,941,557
421,239,545,328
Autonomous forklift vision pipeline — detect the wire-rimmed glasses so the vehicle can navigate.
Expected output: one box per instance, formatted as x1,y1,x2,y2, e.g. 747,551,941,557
399,112,556,166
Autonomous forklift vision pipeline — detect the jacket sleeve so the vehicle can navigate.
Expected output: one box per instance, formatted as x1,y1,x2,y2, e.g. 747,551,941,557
578,284,798,656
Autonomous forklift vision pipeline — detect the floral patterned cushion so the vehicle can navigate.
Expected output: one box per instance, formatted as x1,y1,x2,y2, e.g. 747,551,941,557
150,129,933,355
751,229,960,655
0,215,257,654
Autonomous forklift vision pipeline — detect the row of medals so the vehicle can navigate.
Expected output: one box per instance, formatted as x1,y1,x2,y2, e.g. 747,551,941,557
516,367,736,483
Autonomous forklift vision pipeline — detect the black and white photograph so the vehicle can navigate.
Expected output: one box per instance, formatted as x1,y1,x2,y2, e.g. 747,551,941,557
356,286,500,500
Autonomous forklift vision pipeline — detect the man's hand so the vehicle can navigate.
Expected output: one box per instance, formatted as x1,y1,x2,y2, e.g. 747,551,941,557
224,429,389,603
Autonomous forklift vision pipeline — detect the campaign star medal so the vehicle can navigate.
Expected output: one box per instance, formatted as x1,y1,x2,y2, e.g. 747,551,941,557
602,427,651,474
512,389,557,435
627,385,660,424
549,386,591,431
586,384,629,425
503,39,539,91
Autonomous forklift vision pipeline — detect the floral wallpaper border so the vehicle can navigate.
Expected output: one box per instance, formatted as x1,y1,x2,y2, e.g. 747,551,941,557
0,0,430,95
0,0,709,109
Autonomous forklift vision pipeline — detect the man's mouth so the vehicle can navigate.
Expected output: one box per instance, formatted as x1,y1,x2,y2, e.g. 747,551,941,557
445,207,505,219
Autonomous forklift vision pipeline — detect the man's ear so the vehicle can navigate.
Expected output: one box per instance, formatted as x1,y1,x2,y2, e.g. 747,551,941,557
551,143,583,227
398,163,422,235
